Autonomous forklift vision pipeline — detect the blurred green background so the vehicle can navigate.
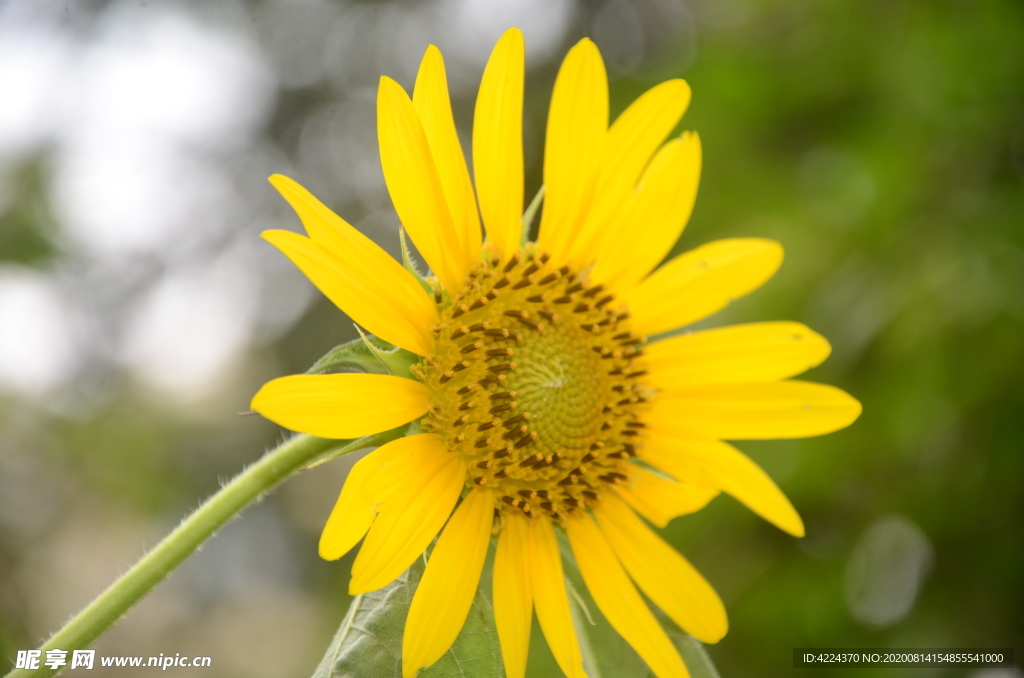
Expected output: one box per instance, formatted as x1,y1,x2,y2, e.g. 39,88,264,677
1,0,1021,676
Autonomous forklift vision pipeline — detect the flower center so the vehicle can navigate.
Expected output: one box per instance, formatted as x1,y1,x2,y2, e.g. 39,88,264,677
415,245,650,524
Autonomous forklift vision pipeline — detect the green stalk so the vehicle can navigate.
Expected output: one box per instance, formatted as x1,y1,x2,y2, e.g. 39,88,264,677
5,430,399,678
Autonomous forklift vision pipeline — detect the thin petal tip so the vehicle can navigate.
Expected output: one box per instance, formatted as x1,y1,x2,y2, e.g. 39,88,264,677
775,501,807,538
347,575,374,596
379,75,405,97
660,77,693,105
827,386,864,423
756,237,784,255
318,536,342,561
789,517,807,538
751,237,785,273
267,174,302,200
259,228,285,242
494,26,524,48
565,36,602,63
846,394,864,421
259,229,309,252
700,617,729,644
804,384,863,434
248,380,272,413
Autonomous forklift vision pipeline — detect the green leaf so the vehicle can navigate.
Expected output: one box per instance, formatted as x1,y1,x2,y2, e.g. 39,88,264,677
311,555,504,678
559,535,721,678
306,334,420,379
655,608,722,678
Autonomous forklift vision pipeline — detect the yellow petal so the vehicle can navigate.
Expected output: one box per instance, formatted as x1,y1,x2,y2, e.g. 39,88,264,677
594,492,727,643
644,321,832,389
642,434,804,536
250,373,429,439
650,380,863,440
319,434,440,560
378,76,469,294
536,38,608,265
473,27,524,259
590,132,702,291
565,514,689,678
615,468,719,528
595,79,692,223
413,45,482,267
568,79,692,269
493,512,532,678
264,182,437,355
625,238,784,337
403,488,494,677
528,518,585,678
350,449,465,594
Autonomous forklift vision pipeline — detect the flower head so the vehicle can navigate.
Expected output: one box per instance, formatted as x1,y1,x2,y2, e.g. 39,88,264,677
252,28,861,678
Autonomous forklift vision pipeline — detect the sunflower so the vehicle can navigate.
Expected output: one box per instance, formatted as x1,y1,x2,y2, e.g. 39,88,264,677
251,28,861,678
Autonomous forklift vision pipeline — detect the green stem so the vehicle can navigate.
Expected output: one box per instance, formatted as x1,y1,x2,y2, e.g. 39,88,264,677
5,431,398,678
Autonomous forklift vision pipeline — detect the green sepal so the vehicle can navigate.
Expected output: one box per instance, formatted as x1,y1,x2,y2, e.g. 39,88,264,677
301,425,409,471
646,326,693,345
305,333,420,379
558,532,721,678
400,227,436,297
521,185,545,246
311,555,504,678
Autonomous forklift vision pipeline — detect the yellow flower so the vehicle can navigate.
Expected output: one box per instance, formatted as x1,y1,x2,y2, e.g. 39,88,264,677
251,28,861,678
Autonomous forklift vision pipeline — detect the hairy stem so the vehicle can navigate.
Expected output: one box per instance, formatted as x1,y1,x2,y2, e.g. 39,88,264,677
5,430,399,678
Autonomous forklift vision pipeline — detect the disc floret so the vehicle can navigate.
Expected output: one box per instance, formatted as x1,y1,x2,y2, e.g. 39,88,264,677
415,245,650,524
